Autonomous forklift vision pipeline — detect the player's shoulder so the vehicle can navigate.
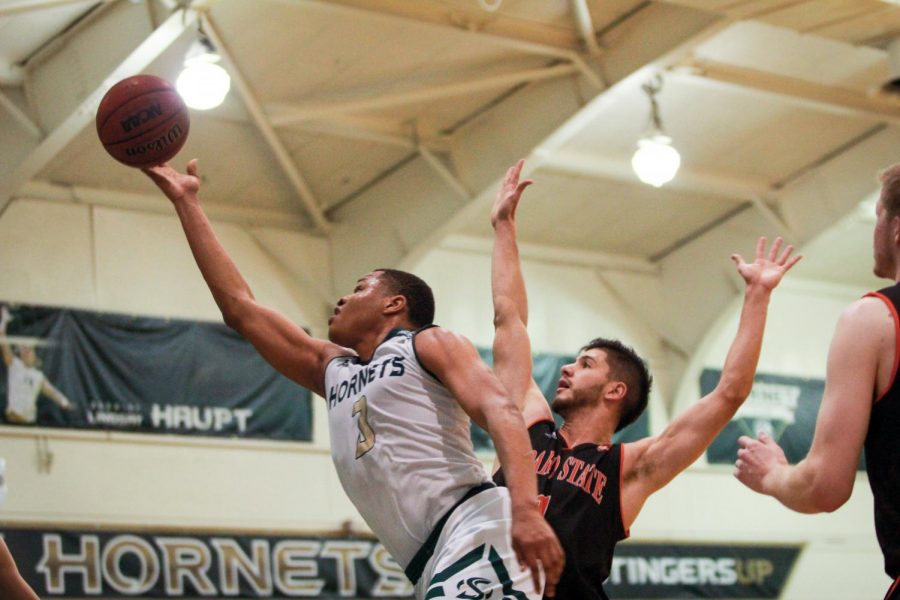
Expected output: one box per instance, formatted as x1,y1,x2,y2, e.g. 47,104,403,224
839,295,895,330
414,325,472,350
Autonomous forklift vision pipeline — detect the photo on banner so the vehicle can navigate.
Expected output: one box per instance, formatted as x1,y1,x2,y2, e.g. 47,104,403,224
0,301,312,441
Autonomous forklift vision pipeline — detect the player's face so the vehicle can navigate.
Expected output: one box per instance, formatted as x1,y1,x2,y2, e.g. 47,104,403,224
19,345,37,368
873,195,897,279
327,272,392,346
553,348,614,415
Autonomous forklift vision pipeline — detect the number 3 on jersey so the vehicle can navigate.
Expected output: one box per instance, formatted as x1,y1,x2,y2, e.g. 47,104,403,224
352,395,376,458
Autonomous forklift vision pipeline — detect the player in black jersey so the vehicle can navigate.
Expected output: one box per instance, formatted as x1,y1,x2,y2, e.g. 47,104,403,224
735,163,900,600
489,160,800,600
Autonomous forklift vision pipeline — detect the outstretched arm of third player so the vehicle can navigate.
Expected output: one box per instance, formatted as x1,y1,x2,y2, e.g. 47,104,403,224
143,161,344,396
734,297,884,512
490,160,552,425
621,238,800,528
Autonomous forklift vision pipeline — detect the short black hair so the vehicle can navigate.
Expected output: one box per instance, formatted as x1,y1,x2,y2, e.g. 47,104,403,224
374,269,435,328
581,337,652,432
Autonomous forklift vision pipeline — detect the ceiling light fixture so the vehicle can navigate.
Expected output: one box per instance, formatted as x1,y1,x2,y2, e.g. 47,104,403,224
176,30,231,111
631,75,680,188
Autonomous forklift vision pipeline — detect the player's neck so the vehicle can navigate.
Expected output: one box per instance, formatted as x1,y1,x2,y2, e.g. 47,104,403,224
560,409,615,447
352,319,413,362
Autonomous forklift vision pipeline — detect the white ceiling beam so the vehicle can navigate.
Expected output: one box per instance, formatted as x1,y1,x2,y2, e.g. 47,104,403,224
274,115,451,152
0,63,25,86
0,88,41,138
245,231,335,307
570,0,602,56
0,0,115,17
202,12,331,234
418,147,471,202
286,119,416,150
276,0,606,93
0,7,196,217
441,234,658,275
389,9,731,275
750,196,796,239
17,180,309,231
283,0,580,60
670,58,900,125
267,64,581,126
534,148,771,199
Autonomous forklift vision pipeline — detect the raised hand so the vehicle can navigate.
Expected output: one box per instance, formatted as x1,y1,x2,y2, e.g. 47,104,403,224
142,159,201,205
734,432,789,495
731,236,801,291
491,159,533,228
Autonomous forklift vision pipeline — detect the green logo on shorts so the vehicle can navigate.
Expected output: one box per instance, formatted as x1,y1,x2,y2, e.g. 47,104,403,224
425,544,528,600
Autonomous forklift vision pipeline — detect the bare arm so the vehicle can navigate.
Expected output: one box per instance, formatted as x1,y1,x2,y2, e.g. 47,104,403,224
490,160,552,425
0,308,12,367
143,161,346,397
41,379,72,410
734,297,884,512
621,238,800,528
0,539,39,600
415,327,564,595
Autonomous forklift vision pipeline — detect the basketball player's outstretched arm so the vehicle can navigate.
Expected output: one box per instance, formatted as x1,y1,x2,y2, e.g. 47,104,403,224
415,327,564,595
143,161,346,397
490,160,553,426
734,297,883,512
620,237,800,528
41,379,73,411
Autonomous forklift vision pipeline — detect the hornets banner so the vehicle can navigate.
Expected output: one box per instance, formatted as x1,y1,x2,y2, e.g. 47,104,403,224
0,302,311,440
1,527,801,598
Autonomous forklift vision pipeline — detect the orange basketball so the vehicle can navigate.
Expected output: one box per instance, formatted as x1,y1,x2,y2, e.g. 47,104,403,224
96,74,190,168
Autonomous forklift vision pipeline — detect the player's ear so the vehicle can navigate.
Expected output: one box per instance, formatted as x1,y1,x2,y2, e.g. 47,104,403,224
604,381,627,402
383,294,407,317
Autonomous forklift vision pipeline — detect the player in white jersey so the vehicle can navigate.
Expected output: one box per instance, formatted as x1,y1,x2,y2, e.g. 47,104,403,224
1,307,73,424
143,160,564,599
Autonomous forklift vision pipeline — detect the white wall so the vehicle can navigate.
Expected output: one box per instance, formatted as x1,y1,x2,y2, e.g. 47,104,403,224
0,197,891,598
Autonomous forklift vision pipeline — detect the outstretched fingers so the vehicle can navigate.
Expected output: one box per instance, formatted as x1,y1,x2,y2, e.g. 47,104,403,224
755,236,767,260
767,236,783,262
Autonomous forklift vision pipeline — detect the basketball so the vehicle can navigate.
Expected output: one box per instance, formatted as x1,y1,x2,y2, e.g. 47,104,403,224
95,74,190,168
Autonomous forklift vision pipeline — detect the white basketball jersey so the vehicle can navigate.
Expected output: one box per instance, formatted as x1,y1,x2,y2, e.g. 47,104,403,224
324,328,489,569
7,356,44,422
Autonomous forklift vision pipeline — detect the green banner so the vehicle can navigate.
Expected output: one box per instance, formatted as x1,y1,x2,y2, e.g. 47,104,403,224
606,542,802,598
0,302,311,440
702,369,865,470
1,527,410,598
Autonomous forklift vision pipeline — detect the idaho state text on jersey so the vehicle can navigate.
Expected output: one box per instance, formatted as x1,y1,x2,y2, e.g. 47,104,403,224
533,448,609,505
327,356,406,408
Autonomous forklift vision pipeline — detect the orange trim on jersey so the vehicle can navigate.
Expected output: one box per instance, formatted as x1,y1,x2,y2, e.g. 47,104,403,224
619,443,630,540
884,575,900,600
865,291,900,404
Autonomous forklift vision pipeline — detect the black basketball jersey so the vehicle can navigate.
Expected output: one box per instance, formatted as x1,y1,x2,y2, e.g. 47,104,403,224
493,419,626,600
864,284,900,579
